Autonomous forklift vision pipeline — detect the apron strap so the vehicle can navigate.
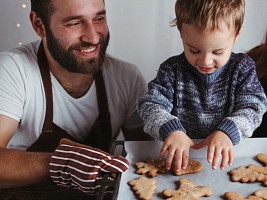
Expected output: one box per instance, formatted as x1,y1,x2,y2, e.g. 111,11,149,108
86,70,112,151
27,42,77,152
27,42,112,152
37,42,53,132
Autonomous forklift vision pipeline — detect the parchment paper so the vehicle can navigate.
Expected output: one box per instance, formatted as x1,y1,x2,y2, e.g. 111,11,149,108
117,138,267,199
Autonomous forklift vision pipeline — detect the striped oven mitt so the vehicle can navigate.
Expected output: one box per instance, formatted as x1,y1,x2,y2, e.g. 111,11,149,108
49,138,129,194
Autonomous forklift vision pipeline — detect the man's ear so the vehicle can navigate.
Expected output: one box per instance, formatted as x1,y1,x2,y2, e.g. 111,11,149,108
29,11,46,38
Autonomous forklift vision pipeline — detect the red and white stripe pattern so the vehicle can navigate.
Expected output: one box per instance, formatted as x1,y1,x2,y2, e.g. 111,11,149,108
49,138,129,194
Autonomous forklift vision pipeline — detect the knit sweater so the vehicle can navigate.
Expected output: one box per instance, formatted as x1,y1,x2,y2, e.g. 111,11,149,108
136,52,267,145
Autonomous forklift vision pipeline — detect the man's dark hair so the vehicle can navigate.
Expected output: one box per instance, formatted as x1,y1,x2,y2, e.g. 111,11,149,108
30,0,54,27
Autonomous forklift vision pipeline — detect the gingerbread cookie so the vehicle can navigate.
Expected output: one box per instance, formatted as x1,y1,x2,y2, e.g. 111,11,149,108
224,190,267,200
128,177,156,200
224,192,245,200
255,190,267,199
229,166,266,183
249,154,267,175
174,159,203,176
135,156,166,177
162,178,212,199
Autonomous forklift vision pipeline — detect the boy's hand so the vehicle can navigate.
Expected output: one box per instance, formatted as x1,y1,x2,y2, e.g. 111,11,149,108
159,131,195,174
193,131,234,170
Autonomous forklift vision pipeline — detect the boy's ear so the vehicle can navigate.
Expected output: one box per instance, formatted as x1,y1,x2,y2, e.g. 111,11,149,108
29,11,46,38
234,26,243,44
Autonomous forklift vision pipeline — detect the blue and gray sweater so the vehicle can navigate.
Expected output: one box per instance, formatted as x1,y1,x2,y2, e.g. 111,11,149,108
136,52,267,145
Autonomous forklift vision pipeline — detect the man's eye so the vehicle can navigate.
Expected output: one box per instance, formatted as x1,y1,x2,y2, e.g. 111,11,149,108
66,22,81,27
95,16,106,23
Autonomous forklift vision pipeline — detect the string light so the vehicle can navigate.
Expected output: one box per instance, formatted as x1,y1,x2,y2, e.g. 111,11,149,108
17,3,28,45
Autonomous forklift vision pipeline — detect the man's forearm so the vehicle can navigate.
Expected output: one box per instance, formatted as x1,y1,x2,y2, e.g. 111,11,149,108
0,148,52,188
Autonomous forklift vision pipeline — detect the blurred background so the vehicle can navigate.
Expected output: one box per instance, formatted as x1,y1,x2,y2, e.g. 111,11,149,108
0,0,267,82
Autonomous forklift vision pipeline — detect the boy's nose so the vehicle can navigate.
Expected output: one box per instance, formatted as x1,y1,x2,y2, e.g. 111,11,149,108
200,54,213,67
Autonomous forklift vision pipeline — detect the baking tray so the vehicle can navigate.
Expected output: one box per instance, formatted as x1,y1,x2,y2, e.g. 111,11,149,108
117,138,267,199
97,141,127,200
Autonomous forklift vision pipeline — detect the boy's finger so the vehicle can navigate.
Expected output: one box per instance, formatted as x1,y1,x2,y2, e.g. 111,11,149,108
211,148,221,170
207,145,215,164
228,148,234,166
159,144,168,160
220,149,228,170
173,150,183,173
166,149,175,171
182,150,189,170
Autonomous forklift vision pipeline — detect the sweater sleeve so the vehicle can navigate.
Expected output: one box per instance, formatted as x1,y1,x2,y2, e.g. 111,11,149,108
217,55,267,144
136,61,186,141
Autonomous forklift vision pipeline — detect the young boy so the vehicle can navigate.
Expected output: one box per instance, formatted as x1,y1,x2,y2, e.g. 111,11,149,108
136,0,267,174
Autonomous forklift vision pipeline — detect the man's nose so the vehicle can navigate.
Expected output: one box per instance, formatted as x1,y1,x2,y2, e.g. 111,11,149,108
80,23,99,44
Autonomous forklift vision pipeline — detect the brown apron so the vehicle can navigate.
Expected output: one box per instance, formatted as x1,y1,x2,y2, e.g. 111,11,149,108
0,43,113,200
27,43,112,152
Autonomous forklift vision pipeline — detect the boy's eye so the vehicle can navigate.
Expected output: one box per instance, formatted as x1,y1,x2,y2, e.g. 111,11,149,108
213,51,223,55
190,49,200,55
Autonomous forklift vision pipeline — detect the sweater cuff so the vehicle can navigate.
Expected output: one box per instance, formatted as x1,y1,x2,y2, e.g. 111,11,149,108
217,119,240,145
159,119,186,141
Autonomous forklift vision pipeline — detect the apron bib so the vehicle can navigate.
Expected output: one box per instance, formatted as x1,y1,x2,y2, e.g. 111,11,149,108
0,43,112,199
27,43,112,152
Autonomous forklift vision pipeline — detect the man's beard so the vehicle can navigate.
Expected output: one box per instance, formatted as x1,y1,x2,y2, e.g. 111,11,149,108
45,28,110,74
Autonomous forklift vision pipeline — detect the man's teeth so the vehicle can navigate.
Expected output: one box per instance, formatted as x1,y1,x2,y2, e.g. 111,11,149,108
80,47,96,53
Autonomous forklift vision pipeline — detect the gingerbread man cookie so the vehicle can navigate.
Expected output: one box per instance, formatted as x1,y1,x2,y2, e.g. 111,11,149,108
229,166,266,183
249,154,267,175
136,156,166,177
174,159,203,176
255,190,267,199
224,192,245,200
128,177,157,200
224,190,267,200
162,178,212,200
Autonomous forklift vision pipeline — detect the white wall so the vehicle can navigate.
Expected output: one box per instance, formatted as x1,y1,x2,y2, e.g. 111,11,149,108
0,0,266,82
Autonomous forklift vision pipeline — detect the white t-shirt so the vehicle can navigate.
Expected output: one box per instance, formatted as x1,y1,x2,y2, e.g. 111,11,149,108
0,41,147,150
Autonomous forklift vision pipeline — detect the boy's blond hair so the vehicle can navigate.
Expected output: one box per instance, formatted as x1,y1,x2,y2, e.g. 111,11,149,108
173,0,245,36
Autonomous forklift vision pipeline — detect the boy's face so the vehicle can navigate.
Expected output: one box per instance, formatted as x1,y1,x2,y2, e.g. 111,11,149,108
180,23,240,75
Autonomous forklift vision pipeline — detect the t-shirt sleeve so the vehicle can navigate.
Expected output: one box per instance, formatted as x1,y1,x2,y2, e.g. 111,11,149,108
0,53,25,121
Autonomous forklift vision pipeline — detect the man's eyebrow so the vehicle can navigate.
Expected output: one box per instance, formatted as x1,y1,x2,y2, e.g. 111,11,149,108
62,16,83,23
97,10,106,16
61,10,106,23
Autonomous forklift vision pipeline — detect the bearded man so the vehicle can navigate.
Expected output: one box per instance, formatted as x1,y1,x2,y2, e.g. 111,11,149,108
0,0,150,199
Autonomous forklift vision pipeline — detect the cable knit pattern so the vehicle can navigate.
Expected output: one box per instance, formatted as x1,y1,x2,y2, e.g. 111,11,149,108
136,53,267,145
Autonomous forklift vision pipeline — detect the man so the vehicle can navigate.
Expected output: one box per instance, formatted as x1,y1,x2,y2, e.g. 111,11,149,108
0,0,150,198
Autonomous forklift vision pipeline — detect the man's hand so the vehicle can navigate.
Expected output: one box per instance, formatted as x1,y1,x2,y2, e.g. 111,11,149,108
49,138,129,194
